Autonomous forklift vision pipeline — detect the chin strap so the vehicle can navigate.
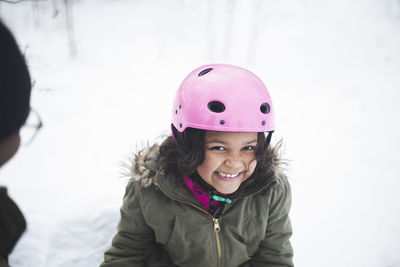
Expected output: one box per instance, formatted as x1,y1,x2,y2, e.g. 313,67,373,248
265,131,273,148
172,125,190,156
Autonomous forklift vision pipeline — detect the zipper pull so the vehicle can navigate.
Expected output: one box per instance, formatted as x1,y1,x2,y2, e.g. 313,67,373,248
213,218,220,232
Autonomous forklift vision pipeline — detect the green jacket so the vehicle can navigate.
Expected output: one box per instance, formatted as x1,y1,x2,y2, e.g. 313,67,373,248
101,144,293,267
0,257,8,267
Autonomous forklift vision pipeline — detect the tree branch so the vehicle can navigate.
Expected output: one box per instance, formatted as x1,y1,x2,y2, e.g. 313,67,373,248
0,0,47,4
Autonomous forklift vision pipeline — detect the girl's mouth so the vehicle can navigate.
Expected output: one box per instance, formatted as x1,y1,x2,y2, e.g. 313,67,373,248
215,171,242,181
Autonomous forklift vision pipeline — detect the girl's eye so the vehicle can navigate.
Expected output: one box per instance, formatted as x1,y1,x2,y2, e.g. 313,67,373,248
210,146,225,151
243,146,255,151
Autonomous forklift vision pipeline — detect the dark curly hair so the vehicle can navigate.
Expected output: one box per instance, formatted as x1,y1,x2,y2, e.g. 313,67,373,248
158,126,275,196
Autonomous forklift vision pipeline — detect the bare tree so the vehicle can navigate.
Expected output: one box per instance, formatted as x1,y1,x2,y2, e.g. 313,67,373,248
50,0,59,18
248,0,262,65
0,0,47,3
0,0,77,57
206,1,215,61
223,0,236,62
64,0,77,56
32,0,40,28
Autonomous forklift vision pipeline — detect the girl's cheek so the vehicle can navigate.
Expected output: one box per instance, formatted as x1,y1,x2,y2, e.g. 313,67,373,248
247,159,257,173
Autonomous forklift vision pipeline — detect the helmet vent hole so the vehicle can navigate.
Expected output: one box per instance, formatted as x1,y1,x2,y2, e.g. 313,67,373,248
208,101,226,113
260,102,271,114
198,68,213,76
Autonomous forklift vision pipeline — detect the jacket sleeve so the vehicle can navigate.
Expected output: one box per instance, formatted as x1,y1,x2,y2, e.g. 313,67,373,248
250,175,294,267
0,257,9,267
100,183,160,267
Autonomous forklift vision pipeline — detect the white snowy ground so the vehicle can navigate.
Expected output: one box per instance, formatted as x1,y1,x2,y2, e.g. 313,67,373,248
1,0,400,266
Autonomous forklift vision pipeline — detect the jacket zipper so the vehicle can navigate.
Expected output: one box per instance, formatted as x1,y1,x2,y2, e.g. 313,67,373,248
213,218,222,267
156,184,222,267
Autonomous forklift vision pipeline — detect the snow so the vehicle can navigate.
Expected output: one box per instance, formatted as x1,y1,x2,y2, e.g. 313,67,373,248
1,0,400,266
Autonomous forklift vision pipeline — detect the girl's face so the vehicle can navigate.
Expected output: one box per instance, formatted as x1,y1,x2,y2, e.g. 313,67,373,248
197,131,258,194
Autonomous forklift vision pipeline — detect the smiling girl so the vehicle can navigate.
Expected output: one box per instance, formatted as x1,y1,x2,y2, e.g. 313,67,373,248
101,64,293,267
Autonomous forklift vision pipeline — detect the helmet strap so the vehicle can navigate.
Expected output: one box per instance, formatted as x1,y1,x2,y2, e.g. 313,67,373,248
171,125,190,157
265,131,273,149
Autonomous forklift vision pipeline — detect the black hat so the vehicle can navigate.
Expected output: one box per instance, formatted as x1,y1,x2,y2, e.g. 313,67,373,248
0,20,32,142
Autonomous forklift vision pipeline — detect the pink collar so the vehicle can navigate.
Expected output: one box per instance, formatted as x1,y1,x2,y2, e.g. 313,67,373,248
183,175,215,211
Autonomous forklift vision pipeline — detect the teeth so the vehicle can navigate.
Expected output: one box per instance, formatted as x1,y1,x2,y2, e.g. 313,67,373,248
218,172,240,178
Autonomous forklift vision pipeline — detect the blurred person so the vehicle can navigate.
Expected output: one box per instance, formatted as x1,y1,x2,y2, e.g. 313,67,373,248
101,64,293,266
0,20,38,267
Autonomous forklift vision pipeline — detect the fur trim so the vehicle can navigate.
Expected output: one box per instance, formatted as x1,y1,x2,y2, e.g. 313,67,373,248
267,140,288,183
125,144,161,188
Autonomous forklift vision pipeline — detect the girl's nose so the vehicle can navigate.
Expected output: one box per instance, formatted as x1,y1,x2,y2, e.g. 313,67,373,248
225,153,244,169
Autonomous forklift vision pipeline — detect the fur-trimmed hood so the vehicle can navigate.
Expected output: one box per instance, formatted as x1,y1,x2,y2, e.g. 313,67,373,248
127,144,162,188
105,142,293,267
126,142,287,196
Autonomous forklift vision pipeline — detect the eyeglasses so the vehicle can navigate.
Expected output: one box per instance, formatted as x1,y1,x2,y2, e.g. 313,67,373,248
20,108,43,146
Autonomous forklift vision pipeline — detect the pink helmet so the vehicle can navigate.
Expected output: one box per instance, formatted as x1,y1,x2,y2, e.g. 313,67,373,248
172,64,274,133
